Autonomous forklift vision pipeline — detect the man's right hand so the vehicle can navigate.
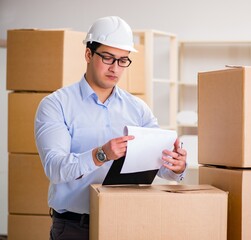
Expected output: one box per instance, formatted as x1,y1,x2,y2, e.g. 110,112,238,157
93,135,135,166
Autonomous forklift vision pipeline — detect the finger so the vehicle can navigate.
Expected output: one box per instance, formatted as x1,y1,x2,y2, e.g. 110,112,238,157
176,148,187,157
109,135,133,148
167,144,186,158
162,149,179,159
163,162,183,173
162,150,186,166
174,138,180,150
115,139,133,150
162,158,186,173
112,135,134,144
113,135,135,149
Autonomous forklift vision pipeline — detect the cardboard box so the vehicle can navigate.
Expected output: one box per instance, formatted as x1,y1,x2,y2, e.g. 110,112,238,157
198,67,251,167
7,29,86,91
8,92,49,153
199,165,251,240
8,214,51,240
90,184,228,240
8,153,49,214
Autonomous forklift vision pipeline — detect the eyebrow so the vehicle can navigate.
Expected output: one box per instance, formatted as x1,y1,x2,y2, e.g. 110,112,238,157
100,51,129,58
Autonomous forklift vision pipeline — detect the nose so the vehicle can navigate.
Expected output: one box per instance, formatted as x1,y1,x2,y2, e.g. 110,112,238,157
108,60,119,72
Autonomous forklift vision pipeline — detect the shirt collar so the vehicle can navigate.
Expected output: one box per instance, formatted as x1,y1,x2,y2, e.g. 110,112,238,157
113,85,123,100
79,75,96,101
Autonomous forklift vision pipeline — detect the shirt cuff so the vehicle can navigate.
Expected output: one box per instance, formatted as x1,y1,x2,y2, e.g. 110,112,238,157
169,169,186,182
77,149,99,176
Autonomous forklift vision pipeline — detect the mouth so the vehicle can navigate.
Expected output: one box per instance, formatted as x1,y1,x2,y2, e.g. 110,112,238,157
106,75,118,81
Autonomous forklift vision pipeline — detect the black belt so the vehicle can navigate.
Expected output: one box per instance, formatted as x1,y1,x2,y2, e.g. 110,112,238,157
52,209,89,225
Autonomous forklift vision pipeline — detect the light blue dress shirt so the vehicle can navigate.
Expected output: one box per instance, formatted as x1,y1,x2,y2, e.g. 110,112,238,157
35,76,183,214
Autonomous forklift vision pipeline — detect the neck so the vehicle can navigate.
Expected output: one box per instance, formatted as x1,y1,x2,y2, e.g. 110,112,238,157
85,74,114,103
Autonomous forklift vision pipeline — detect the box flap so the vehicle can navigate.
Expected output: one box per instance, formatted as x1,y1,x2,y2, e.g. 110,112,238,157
225,65,251,69
157,184,218,193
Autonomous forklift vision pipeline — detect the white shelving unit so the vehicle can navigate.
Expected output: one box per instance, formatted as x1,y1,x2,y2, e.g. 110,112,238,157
133,30,178,130
178,40,251,135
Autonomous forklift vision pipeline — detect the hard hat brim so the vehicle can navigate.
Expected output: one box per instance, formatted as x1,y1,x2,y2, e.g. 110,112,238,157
83,39,138,53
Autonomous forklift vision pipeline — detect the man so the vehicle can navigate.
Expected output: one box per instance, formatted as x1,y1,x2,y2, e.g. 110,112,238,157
35,16,187,240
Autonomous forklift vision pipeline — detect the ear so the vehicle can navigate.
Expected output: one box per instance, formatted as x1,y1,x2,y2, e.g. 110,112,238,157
85,48,92,63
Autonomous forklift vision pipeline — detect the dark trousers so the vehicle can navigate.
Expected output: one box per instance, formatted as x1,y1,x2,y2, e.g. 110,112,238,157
50,210,89,240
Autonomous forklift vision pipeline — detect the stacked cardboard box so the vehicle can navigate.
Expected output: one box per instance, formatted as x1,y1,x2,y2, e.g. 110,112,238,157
7,29,86,240
198,66,251,240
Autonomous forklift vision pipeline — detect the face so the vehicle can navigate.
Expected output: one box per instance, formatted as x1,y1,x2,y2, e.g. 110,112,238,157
85,45,130,91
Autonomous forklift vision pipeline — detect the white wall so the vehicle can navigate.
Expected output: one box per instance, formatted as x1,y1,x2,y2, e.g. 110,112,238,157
1,0,251,40
1,0,251,234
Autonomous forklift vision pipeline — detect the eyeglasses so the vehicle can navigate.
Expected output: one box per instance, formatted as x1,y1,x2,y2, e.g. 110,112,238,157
93,51,132,68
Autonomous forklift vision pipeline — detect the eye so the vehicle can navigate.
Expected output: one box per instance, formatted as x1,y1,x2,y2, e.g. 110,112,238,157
102,56,114,61
119,58,129,64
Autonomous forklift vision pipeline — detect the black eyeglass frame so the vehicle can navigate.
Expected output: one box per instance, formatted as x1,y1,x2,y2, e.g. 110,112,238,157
93,51,132,68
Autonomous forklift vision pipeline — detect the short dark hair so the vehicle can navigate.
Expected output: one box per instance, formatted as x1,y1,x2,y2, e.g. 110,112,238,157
86,41,102,55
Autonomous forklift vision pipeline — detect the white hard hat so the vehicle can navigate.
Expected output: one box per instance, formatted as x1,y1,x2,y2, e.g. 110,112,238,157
83,16,137,52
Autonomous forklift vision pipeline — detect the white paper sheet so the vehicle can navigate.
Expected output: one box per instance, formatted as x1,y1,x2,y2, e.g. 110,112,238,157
121,126,177,173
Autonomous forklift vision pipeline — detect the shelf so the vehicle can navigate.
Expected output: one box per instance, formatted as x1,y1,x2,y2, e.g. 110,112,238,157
160,124,177,130
153,78,176,84
134,29,176,38
178,123,198,128
178,81,197,86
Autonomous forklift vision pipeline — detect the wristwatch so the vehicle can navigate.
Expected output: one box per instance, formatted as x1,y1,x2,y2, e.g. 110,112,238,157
96,147,108,163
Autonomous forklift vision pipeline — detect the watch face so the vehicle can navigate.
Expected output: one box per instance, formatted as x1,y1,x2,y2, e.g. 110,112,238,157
97,152,106,161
